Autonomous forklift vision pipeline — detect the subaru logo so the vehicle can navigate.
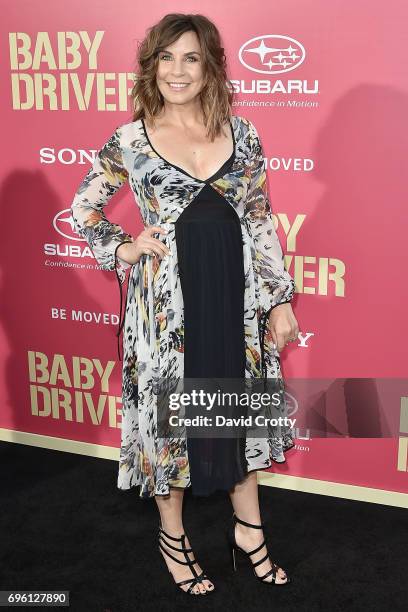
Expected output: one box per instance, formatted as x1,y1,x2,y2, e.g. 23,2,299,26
53,208,84,241
239,35,305,74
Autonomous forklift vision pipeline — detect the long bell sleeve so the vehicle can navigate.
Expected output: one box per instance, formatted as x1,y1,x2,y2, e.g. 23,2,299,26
244,120,296,377
70,125,135,361
70,125,134,285
244,119,295,316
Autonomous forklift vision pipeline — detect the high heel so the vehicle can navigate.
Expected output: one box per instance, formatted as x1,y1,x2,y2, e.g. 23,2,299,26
158,522,214,595
226,512,291,585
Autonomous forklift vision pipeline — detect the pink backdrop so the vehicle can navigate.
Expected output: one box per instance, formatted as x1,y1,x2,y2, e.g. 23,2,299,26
2,0,408,497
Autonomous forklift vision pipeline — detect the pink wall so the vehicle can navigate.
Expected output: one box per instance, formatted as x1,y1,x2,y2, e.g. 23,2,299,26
2,0,407,495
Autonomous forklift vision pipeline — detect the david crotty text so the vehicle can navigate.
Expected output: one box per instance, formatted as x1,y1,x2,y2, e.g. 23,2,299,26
168,415,297,428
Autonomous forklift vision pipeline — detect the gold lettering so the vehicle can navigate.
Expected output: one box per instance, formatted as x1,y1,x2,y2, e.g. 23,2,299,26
32,32,57,70
397,437,408,472
51,387,73,420
399,397,408,433
275,213,306,251
30,385,51,416
49,354,72,387
289,255,345,296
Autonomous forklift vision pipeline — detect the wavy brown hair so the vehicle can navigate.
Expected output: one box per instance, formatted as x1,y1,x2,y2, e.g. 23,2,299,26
129,13,233,141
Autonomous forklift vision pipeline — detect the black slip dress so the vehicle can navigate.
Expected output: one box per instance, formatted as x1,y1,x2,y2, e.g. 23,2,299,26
174,146,249,497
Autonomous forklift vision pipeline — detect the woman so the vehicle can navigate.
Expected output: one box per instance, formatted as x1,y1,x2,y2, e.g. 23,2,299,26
71,13,299,596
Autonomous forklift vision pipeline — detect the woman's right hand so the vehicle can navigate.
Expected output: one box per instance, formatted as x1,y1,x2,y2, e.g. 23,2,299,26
117,225,171,264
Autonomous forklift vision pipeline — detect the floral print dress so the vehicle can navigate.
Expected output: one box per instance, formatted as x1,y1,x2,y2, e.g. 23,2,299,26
70,114,296,499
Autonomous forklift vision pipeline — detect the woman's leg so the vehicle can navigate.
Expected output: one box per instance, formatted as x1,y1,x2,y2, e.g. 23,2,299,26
155,487,215,593
228,471,288,583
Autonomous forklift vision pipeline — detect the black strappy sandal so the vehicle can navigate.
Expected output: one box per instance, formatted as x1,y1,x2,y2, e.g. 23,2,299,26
158,523,215,595
226,512,291,585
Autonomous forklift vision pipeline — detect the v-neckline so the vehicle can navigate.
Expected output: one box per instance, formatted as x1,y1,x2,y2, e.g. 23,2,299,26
141,116,236,184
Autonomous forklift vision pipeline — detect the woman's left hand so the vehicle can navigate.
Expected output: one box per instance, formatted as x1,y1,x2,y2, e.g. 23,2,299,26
267,303,299,352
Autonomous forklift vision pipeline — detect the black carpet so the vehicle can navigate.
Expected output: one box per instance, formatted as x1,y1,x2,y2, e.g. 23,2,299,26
0,441,406,612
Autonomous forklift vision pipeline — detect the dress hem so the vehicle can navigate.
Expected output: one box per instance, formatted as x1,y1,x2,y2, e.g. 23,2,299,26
117,439,296,499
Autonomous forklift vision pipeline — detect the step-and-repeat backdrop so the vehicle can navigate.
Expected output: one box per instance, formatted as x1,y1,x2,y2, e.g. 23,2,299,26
2,0,407,506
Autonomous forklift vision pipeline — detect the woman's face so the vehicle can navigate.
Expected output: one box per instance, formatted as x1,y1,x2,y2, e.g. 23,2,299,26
155,30,205,106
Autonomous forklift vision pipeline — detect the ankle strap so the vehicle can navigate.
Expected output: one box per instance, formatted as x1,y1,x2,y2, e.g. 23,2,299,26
233,512,265,529
158,524,185,541
158,540,195,566
158,531,193,554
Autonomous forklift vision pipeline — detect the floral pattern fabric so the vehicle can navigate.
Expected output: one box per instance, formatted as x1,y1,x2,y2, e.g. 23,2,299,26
70,114,296,499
